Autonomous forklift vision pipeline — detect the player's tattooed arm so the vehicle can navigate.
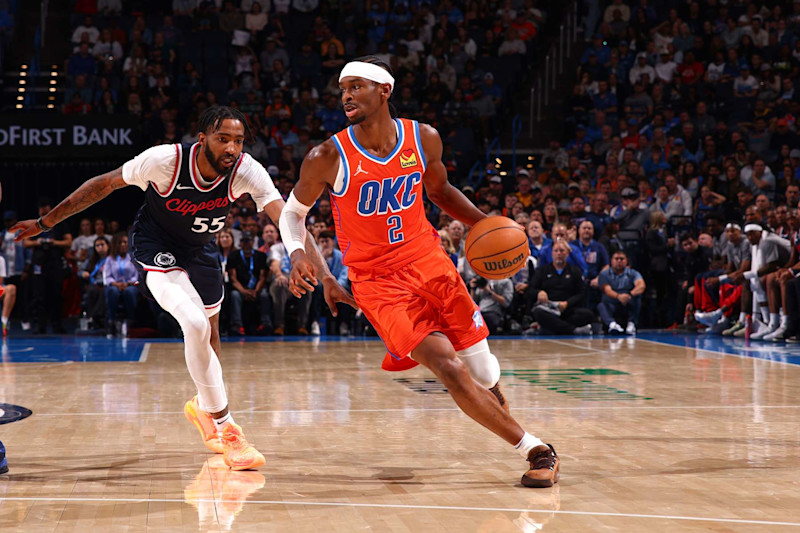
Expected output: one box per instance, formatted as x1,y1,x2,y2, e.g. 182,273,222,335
12,166,128,241
46,167,128,225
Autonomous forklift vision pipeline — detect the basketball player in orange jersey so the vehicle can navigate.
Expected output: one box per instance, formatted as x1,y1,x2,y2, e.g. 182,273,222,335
279,57,559,487
12,106,354,470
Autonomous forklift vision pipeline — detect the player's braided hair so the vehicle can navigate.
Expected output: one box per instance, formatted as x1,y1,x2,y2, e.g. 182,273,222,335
198,105,252,139
352,55,398,119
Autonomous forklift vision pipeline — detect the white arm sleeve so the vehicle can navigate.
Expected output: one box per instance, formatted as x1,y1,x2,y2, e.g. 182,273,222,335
279,192,312,256
121,144,179,192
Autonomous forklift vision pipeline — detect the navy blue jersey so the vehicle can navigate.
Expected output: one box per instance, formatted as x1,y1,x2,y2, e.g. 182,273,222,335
132,143,243,249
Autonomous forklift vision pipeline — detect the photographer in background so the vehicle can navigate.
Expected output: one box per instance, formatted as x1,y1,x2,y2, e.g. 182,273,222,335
469,274,513,335
23,198,72,334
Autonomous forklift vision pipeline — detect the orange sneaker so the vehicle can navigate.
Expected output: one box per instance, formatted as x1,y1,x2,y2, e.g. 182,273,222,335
184,396,224,454
221,423,266,471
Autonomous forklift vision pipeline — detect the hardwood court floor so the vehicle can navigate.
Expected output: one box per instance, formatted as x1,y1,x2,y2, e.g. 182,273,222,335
1,334,799,532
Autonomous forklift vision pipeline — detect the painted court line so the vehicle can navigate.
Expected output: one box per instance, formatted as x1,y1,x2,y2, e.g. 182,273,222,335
635,338,800,368
30,405,800,416
138,343,151,363
543,339,610,354
0,496,796,527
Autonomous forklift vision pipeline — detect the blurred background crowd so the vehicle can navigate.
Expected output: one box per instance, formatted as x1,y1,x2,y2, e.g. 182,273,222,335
4,0,800,343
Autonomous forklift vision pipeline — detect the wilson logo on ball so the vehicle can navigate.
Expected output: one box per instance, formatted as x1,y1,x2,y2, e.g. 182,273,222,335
482,252,525,272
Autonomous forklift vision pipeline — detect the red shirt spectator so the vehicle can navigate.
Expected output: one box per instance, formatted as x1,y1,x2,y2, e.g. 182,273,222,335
511,15,537,41
677,52,704,85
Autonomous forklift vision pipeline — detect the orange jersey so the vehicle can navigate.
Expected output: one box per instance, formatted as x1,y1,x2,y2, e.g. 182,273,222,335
329,118,440,280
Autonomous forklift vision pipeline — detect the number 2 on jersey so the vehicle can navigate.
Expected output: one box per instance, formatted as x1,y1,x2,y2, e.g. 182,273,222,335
387,215,405,244
191,216,226,233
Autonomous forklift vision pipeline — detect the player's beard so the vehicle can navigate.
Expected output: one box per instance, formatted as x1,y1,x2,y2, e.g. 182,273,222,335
204,143,236,177
347,112,366,125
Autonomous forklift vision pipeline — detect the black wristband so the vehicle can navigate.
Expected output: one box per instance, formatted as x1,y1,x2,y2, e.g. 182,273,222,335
36,217,52,232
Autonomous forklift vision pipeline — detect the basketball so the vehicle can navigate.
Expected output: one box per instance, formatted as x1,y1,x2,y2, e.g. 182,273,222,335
465,216,529,280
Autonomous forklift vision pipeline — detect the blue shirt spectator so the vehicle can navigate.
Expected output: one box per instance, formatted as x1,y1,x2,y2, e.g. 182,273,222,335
103,253,138,285
572,238,609,281
317,103,347,134
67,44,97,77
539,242,589,278
598,264,643,296
580,36,610,65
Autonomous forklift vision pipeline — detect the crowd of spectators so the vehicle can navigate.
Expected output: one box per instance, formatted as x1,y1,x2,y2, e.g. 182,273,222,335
0,0,551,338
458,0,800,341
13,0,800,342
60,0,540,184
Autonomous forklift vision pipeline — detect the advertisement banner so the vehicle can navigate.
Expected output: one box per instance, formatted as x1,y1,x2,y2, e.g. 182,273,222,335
0,114,142,159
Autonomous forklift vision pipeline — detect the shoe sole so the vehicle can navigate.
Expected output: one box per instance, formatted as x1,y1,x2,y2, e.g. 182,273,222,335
184,400,224,454
521,458,560,488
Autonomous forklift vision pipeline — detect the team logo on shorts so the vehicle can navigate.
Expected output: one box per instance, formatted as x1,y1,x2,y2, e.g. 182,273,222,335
472,310,485,330
399,148,418,168
154,252,176,267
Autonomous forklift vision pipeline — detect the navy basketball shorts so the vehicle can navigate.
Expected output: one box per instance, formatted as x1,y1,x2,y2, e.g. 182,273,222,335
130,231,224,314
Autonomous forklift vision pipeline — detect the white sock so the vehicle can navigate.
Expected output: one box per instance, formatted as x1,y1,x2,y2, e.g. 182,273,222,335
1,317,6,326
780,313,788,327
770,312,780,329
515,432,545,459
739,312,747,324
213,412,235,431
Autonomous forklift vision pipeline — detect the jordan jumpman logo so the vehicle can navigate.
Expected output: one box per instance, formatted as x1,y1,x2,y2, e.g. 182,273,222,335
354,161,368,176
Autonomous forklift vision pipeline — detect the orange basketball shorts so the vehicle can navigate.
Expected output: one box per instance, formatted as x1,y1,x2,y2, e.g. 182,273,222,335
349,248,490,371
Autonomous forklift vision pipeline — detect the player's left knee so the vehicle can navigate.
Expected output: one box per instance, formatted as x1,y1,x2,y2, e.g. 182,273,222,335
457,339,501,388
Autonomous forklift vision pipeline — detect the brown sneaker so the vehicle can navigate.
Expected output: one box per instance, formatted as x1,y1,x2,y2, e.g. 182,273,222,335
522,444,560,488
488,384,510,413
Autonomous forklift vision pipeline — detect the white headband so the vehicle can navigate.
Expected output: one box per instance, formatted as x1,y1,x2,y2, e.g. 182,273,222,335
744,223,763,233
339,61,395,93
725,223,741,231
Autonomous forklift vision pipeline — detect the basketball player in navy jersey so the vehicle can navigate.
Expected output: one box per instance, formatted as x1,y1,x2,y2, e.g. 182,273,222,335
12,106,355,470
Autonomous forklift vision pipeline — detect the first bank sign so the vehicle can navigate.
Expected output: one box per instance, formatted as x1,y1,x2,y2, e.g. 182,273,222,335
0,114,140,158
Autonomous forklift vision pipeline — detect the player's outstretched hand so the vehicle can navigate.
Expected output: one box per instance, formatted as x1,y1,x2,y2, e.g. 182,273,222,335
288,256,318,297
10,219,41,241
322,278,358,317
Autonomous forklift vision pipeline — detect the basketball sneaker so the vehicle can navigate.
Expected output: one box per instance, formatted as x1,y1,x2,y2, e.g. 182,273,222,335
0,439,7,474
722,321,745,336
709,316,730,334
221,423,266,471
488,384,510,413
522,444,559,488
694,309,723,326
607,321,624,334
734,319,765,338
184,396,224,454
748,320,773,340
764,323,788,342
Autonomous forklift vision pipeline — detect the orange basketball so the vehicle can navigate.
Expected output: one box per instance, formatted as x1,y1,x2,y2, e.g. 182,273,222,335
465,216,529,280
